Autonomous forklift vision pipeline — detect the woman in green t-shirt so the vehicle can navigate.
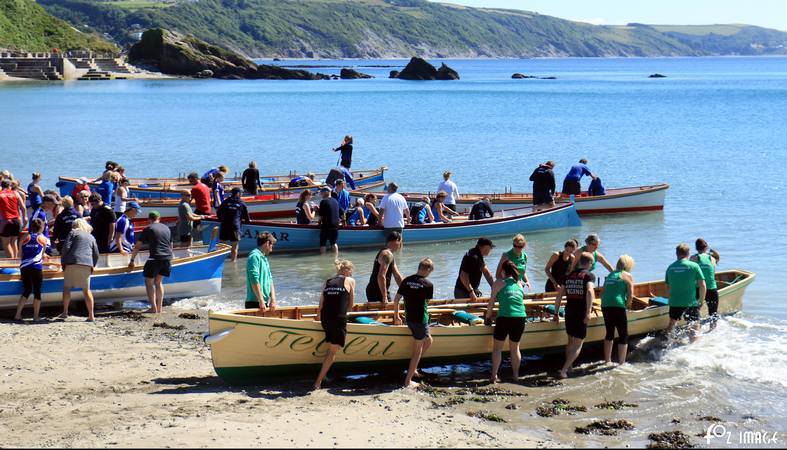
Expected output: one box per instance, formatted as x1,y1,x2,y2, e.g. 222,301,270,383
485,260,527,382
495,234,532,290
600,255,635,364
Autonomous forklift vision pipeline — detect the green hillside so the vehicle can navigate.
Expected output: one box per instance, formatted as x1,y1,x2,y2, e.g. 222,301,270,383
0,0,116,52
35,0,787,58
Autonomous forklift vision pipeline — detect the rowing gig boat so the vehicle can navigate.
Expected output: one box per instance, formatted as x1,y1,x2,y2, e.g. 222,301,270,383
395,183,669,215
200,203,582,253
205,269,754,383
0,244,230,308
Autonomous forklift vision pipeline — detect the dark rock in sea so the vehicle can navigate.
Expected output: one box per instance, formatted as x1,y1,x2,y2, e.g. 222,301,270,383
436,63,459,80
254,64,330,80
647,431,694,449
396,57,459,80
512,73,535,79
649,73,668,78
540,76,557,80
340,68,373,79
195,69,213,78
389,70,400,78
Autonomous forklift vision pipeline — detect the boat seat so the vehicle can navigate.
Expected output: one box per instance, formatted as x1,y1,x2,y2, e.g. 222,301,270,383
352,316,388,326
452,310,483,325
650,296,669,307
544,305,565,317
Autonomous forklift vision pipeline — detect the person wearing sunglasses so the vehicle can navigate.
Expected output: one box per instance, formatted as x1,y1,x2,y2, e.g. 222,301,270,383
495,234,532,290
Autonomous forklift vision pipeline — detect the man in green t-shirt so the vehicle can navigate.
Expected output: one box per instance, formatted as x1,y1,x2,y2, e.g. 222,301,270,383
246,232,277,312
665,243,706,342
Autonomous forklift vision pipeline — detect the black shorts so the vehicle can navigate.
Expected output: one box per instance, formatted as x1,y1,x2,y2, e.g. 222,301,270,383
669,306,700,322
601,307,628,343
143,259,172,278
445,204,456,212
245,300,268,309
407,321,430,340
564,301,587,339
365,284,390,303
322,318,347,347
179,234,192,243
699,288,720,317
219,226,240,242
320,227,338,247
453,286,482,300
533,191,553,205
561,179,581,196
545,279,561,292
493,316,526,342
0,218,21,237
20,266,43,299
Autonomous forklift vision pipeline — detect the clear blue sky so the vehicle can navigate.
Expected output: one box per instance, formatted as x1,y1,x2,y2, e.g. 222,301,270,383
435,0,787,30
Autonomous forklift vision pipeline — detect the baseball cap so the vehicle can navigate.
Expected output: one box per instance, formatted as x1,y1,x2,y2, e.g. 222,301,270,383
127,201,142,211
149,210,161,219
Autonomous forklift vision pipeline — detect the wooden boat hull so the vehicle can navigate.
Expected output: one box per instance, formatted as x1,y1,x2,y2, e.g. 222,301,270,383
200,203,581,253
56,167,387,200
0,244,230,308
206,270,754,384
395,184,669,215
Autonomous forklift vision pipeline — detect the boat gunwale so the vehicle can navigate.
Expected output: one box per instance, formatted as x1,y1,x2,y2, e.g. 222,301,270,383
399,183,670,204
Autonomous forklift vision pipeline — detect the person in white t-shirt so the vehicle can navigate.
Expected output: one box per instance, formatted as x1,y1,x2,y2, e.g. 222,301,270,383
378,182,410,241
437,171,459,211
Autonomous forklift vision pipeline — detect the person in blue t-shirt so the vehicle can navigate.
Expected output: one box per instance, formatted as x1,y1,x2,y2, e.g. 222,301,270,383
561,158,596,196
110,201,141,254
333,179,351,221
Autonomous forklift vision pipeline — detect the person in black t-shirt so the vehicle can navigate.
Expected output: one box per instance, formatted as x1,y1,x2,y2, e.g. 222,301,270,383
314,260,356,390
318,188,341,255
553,252,597,379
454,237,495,301
468,197,494,220
217,188,250,261
241,161,262,195
332,135,353,169
87,193,116,254
529,161,556,209
393,258,435,387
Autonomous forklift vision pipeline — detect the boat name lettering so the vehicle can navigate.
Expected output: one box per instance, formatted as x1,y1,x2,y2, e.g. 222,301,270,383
241,229,289,241
265,330,395,357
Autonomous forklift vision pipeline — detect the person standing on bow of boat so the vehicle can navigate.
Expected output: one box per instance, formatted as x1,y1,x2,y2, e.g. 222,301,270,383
529,161,556,209
555,252,596,379
295,189,316,225
241,161,263,196
379,183,410,241
246,232,277,312
366,231,403,303
601,255,635,365
561,159,596,196
314,259,356,390
468,197,494,221
110,201,141,255
572,234,614,274
129,211,173,314
665,243,706,342
544,239,578,292
318,187,341,255
333,135,353,169
217,188,251,262
495,234,532,290
454,237,495,302
437,171,460,212
59,218,99,321
486,260,527,382
393,257,435,387
87,193,116,255
690,238,720,330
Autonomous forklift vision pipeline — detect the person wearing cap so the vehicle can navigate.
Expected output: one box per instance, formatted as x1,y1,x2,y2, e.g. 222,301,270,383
129,210,173,314
530,161,556,209
87,192,116,254
318,187,341,255
110,201,141,255
454,237,495,302
70,176,91,199
176,190,205,247
217,187,250,261
437,171,460,212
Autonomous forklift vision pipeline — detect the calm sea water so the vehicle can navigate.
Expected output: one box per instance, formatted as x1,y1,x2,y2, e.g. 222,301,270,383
2,57,786,437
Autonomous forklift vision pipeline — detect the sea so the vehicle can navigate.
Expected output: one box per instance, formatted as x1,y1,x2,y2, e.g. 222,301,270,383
1,56,785,445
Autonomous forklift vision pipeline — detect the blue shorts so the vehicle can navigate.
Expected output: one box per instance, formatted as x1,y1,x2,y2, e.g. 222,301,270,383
407,321,430,340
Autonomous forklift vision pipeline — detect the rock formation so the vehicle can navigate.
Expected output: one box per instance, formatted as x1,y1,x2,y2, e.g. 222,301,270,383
396,57,458,80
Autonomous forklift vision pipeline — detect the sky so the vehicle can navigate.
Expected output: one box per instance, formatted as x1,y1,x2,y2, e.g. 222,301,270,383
435,0,787,30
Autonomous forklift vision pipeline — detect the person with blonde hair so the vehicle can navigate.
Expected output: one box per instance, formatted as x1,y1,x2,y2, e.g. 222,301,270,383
495,234,532,290
314,259,356,390
572,233,614,273
437,171,459,211
486,259,527,382
59,218,99,321
601,255,635,364
393,257,435,387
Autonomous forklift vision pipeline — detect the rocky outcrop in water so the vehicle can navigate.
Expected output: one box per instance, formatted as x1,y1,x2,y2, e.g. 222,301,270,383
649,73,668,78
389,70,400,78
396,57,459,80
340,68,373,79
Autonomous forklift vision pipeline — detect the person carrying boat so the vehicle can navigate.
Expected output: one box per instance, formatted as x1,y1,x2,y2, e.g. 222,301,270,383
14,218,49,323
572,234,614,274
690,238,719,329
366,231,404,303
295,189,316,225
454,237,495,302
601,255,635,364
495,234,532,290
217,188,251,261
529,161,556,209
486,260,527,382
318,187,341,255
211,172,226,209
87,193,116,254
110,201,141,255
241,161,262,195
393,257,435,387
176,191,205,247
129,211,173,314
27,172,44,212
379,183,410,241
555,252,597,379
665,243,706,342
561,159,595,196
431,191,459,223
314,259,356,390
437,171,460,211
409,196,435,225
59,218,99,321
1,179,27,259
468,197,494,221
544,240,578,292
53,196,80,254
187,172,212,216
245,232,277,312
332,135,354,169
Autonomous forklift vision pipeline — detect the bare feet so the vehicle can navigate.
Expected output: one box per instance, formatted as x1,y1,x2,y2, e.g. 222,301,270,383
57,313,68,320
489,376,499,384
412,370,424,379
144,308,157,314
312,383,321,391
404,381,419,388
558,370,568,379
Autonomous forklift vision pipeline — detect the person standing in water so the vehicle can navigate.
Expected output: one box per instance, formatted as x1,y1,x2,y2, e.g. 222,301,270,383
495,234,532,290
365,231,403,303
333,135,353,169
572,234,614,274
544,240,578,292
601,255,635,364
314,259,356,390
555,252,596,379
690,238,719,330
393,257,435,387
486,260,527,383
318,187,340,255
665,243,706,342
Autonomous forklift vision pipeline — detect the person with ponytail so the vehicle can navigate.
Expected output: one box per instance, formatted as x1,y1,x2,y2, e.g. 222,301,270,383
314,259,356,390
